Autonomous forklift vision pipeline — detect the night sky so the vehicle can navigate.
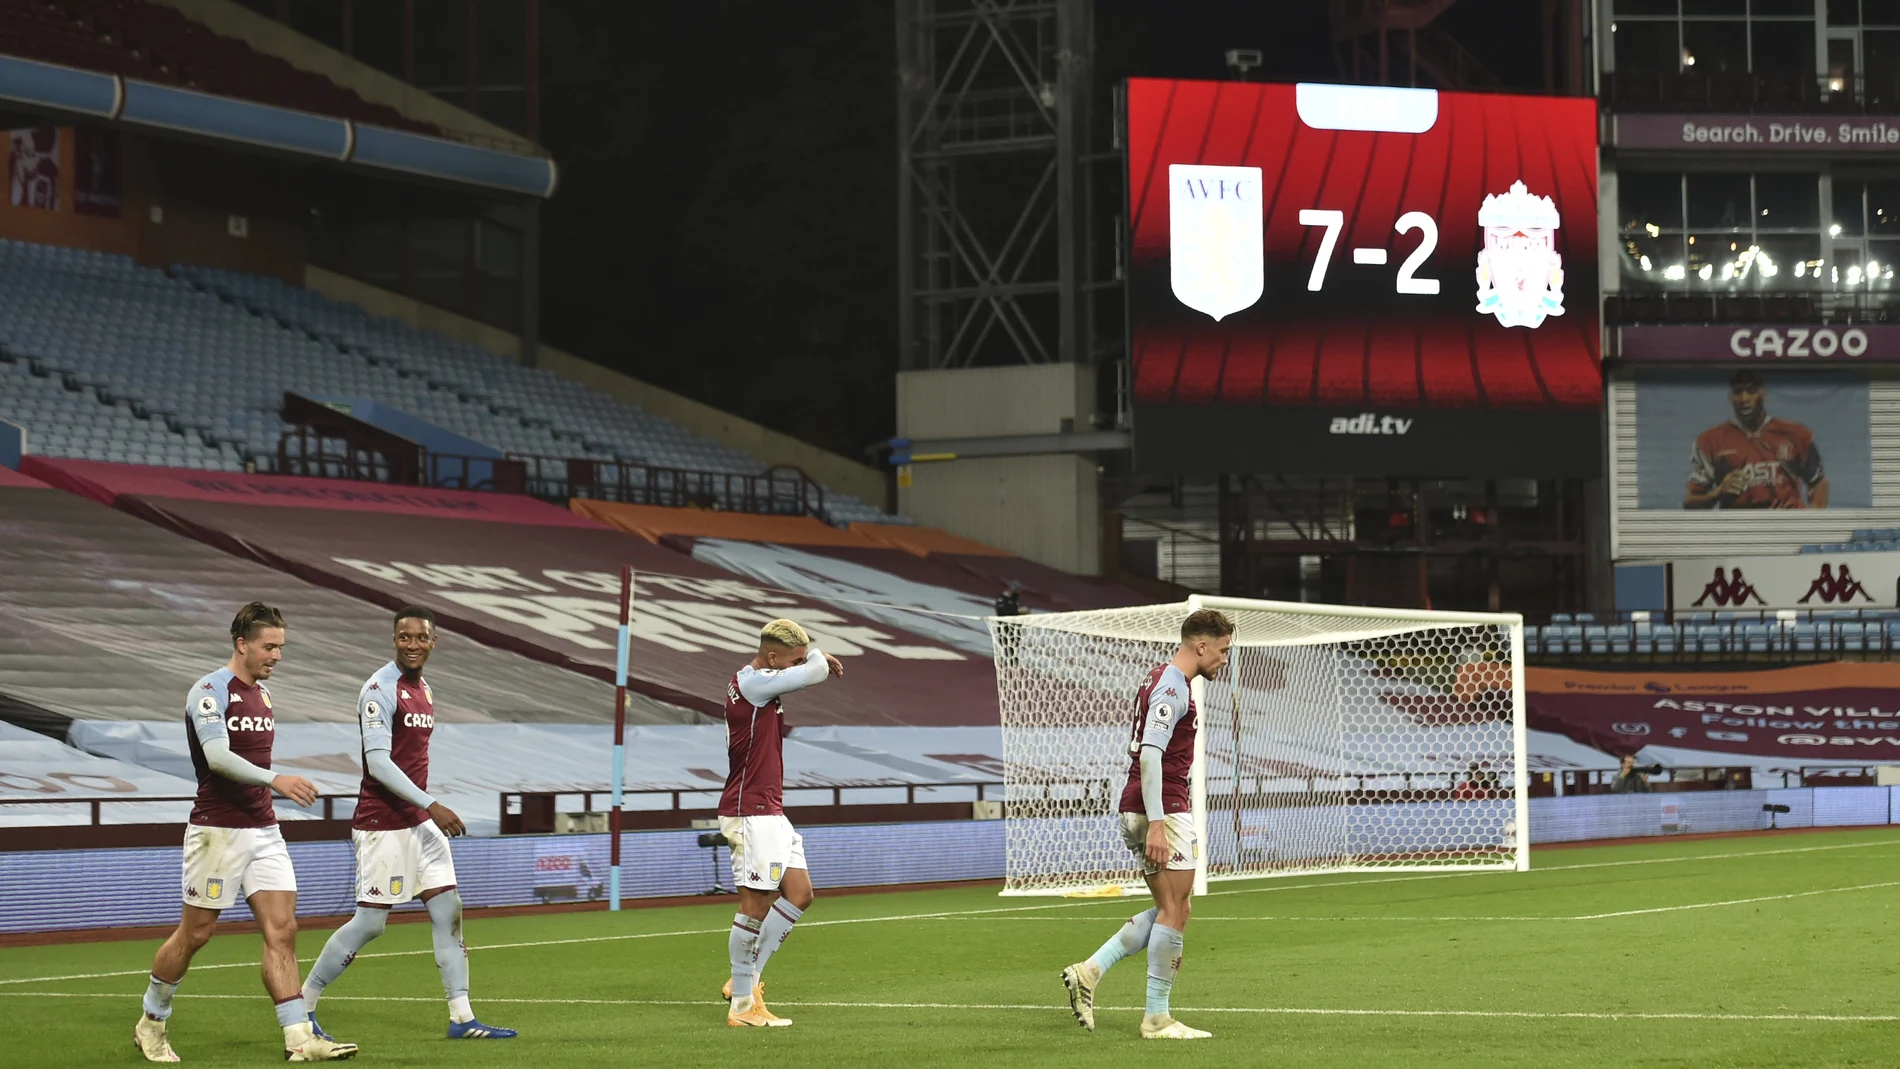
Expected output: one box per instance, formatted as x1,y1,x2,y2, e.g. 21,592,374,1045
535,0,1541,463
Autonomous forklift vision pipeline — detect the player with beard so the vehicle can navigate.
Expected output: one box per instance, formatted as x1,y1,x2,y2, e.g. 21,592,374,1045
1061,609,1235,1040
134,602,356,1063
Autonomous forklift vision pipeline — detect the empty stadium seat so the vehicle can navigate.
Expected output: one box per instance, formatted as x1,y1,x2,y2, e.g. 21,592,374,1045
171,263,900,524
0,238,897,522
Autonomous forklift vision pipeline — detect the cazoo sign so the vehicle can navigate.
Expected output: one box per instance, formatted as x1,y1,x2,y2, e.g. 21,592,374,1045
1620,325,1900,362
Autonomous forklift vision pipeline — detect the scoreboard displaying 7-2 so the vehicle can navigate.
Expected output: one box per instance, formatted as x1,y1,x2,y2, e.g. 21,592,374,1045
1126,80,1600,477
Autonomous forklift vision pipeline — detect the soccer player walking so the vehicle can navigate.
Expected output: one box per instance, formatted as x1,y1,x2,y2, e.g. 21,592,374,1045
299,606,515,1041
721,619,844,1027
134,603,357,1063
1062,609,1235,1040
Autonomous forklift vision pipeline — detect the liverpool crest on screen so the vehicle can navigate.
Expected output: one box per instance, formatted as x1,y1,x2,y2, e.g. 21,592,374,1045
1474,180,1564,329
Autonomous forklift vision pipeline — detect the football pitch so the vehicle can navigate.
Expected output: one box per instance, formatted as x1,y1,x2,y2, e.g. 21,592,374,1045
4,827,1898,1068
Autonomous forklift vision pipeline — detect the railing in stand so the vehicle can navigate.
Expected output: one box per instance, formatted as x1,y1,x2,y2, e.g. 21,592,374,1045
520,457,826,518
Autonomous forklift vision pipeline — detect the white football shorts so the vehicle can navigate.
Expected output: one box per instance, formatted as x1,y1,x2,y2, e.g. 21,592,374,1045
720,814,806,891
180,824,296,909
352,819,458,905
1120,812,1200,876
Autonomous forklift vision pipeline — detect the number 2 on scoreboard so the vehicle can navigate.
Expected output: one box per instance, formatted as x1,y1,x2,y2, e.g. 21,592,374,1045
1297,209,1440,295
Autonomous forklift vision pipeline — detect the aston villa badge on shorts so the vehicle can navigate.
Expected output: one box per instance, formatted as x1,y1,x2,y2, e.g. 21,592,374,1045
391,876,404,897
205,878,224,901
768,862,784,883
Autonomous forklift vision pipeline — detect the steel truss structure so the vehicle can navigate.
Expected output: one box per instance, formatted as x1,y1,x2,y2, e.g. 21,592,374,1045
895,0,1117,372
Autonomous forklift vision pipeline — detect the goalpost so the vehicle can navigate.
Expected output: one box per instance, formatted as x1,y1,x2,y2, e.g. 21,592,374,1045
988,595,1527,897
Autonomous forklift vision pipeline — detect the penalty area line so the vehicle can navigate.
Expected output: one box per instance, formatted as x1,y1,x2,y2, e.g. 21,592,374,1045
0,990,1892,1024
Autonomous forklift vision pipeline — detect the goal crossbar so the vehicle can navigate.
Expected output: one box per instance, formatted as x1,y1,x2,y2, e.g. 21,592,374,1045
990,595,1529,897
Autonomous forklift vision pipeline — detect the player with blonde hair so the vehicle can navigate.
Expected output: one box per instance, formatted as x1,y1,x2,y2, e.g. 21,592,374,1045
719,618,844,1027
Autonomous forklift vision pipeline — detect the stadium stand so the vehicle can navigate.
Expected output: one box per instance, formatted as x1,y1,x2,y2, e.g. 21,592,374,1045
1527,608,1900,663
0,235,893,522
1801,529,1900,553
0,466,685,735
174,264,899,523
63,722,1007,838
16,456,997,724
0,720,200,827
0,0,430,133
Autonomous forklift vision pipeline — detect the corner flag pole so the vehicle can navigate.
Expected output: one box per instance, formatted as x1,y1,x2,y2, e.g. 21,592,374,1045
609,565,633,910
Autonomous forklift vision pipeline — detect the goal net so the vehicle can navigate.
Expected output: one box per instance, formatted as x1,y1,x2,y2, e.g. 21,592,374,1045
989,595,1525,896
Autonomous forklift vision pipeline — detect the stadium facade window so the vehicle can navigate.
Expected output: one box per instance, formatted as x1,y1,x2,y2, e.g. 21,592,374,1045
1610,2,1819,79
1618,171,1825,291
1827,178,1900,288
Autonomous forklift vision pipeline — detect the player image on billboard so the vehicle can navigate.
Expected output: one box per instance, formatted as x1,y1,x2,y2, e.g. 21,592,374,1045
1684,370,1828,510
1125,80,1601,476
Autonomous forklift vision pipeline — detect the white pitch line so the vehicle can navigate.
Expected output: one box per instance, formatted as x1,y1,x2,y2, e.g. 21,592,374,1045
937,875,1900,924
1,990,1893,1024
4,835,1896,990
1570,879,1900,919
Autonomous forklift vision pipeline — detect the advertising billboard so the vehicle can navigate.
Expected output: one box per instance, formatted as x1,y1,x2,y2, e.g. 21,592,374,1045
1631,369,1871,512
1126,80,1601,475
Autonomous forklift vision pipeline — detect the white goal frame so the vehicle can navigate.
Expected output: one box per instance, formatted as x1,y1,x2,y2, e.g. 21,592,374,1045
991,594,1529,897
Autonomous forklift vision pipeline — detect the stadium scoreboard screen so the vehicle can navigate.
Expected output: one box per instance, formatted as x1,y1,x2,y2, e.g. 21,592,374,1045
1126,80,1601,476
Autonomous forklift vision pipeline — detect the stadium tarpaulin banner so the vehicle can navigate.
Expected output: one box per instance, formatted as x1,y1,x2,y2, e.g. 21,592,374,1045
1125,80,1601,476
19,459,998,726
1663,550,1900,611
574,500,1149,619
19,457,602,526
1631,369,1871,511
0,464,46,488
1528,663,1900,761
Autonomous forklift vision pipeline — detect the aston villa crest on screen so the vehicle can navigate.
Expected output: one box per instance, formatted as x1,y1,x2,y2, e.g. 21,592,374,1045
1474,180,1565,329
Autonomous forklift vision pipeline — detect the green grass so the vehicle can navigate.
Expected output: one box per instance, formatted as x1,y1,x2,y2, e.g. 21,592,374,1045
6,827,1900,1068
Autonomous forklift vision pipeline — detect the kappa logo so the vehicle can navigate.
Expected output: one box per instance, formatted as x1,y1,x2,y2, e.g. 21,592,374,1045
366,886,382,897
205,878,224,900
1171,852,1186,863
228,693,242,703
184,886,198,898
401,689,411,700
1475,179,1565,329
1799,563,1873,604
1162,687,1180,698
748,871,762,883
1692,567,1765,608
